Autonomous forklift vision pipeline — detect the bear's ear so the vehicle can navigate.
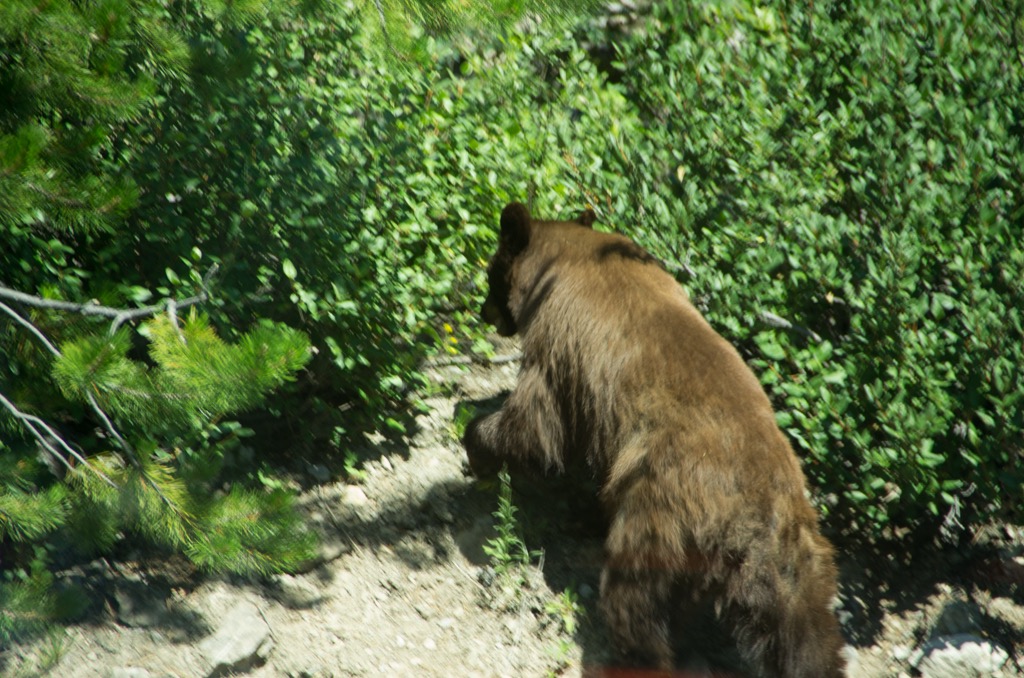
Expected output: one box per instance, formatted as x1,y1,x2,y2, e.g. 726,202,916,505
500,202,532,254
575,208,596,228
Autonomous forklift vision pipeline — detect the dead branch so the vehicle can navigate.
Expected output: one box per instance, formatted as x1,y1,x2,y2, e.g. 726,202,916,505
0,263,217,334
0,300,61,356
0,390,117,488
0,286,206,335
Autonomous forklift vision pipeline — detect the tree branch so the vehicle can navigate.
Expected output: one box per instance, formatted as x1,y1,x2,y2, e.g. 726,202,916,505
0,264,217,335
0,299,139,465
0,285,207,335
0,301,61,356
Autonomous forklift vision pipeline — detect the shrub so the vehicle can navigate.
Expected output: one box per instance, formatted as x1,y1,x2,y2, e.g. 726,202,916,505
592,0,1023,538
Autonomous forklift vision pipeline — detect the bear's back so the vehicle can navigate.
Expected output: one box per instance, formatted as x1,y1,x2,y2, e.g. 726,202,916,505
520,223,804,493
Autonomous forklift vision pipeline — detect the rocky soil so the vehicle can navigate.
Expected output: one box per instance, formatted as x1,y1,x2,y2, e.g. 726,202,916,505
7,352,1024,678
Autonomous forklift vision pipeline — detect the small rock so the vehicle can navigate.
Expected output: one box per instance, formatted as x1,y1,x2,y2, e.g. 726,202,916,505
307,463,331,483
271,573,324,608
380,456,393,472
319,539,351,563
292,539,350,574
477,566,496,588
932,600,982,637
423,638,436,650
913,634,1009,678
343,485,369,507
438,617,455,630
113,579,165,628
454,515,496,566
109,669,152,678
198,600,273,676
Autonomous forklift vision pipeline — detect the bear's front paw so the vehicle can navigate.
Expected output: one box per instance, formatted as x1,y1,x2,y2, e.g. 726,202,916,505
463,416,503,479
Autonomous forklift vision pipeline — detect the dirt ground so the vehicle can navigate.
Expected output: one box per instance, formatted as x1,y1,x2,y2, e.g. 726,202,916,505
7,352,1024,677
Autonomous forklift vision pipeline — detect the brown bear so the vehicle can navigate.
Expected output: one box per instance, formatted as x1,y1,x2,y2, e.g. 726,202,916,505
463,202,846,677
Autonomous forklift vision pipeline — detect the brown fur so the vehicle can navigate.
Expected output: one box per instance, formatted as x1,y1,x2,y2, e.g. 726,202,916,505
463,203,846,677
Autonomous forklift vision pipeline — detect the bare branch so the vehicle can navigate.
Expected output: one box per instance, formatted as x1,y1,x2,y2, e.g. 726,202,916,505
82,391,187,518
0,301,61,357
665,256,697,278
0,390,118,488
84,391,139,460
166,298,186,344
759,311,823,343
0,264,217,336
3,293,143,470
424,353,522,368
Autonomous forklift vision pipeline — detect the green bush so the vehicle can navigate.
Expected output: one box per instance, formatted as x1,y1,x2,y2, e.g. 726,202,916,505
591,0,1023,537
3,5,1019,647
175,0,1018,539
99,6,641,439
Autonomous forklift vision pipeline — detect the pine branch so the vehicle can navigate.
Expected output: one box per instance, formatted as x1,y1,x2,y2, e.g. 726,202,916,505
0,281,217,510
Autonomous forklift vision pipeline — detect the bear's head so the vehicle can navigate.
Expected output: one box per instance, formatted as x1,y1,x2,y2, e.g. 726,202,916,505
479,202,595,336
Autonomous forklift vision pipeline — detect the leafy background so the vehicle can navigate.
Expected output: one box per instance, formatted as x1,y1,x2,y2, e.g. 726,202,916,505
1,0,1021,642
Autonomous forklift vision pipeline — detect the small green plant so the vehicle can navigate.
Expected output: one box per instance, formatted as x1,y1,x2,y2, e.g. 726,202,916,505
35,627,70,673
545,586,585,635
545,637,579,677
482,467,539,577
3,625,71,678
342,449,368,484
449,403,477,442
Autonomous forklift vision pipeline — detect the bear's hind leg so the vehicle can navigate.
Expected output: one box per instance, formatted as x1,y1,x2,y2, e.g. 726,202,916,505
726,539,846,678
599,560,675,670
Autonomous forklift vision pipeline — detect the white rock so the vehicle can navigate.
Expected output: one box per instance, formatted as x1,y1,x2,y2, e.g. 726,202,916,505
198,600,274,676
914,634,1009,678
343,485,369,507
109,669,152,678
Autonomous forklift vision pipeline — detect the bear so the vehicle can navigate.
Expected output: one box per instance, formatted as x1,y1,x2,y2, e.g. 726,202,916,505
463,202,846,677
